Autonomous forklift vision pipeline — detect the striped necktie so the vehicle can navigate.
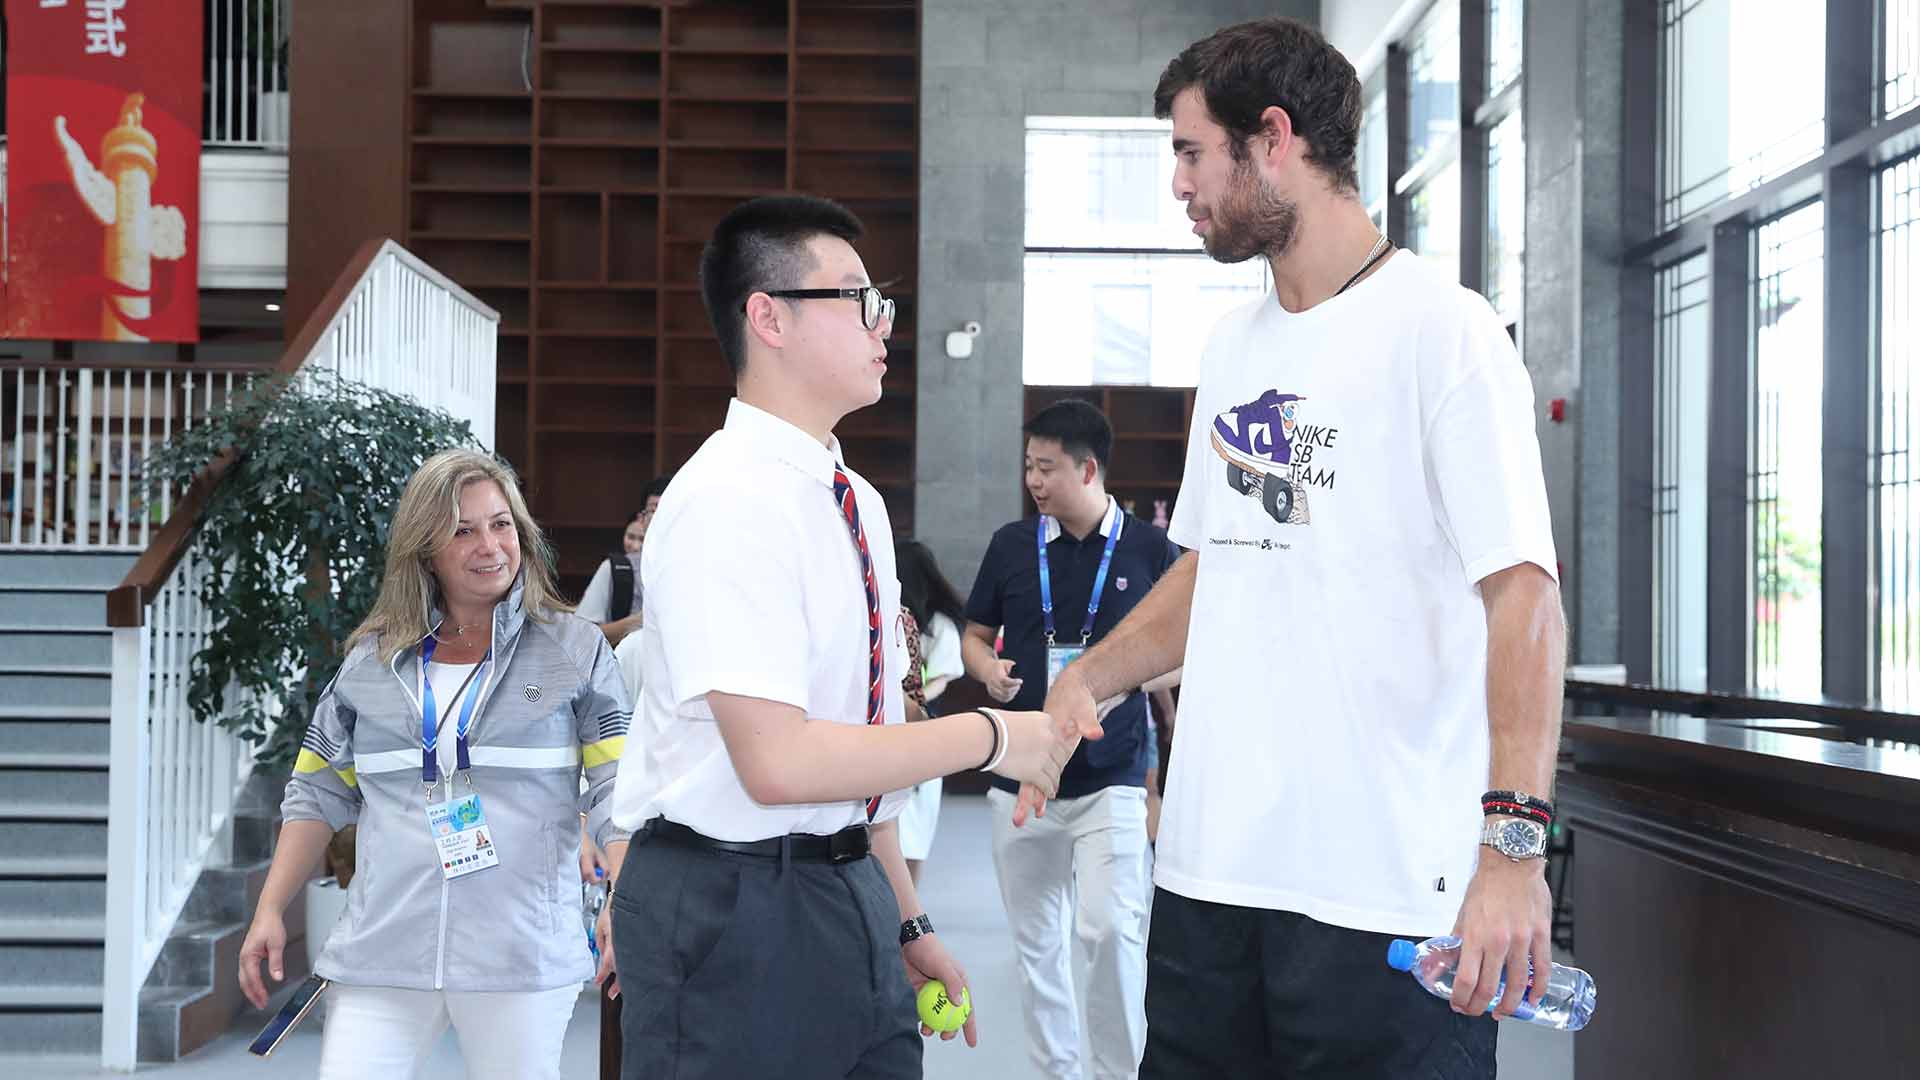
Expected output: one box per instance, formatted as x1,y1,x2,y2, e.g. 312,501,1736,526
831,466,885,820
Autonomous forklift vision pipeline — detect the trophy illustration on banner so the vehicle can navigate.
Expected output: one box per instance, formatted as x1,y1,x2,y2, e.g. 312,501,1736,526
53,94,189,342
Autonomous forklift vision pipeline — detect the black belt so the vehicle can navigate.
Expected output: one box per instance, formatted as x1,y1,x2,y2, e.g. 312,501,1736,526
643,817,871,864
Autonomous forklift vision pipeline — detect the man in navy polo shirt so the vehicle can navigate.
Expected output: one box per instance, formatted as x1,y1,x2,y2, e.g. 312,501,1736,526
962,398,1182,1080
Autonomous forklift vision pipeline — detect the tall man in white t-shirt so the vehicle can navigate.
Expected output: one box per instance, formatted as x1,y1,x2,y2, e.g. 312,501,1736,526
1020,19,1566,1078
604,195,1076,1080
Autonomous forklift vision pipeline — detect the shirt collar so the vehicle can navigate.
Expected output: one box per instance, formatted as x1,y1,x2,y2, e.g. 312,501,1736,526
723,398,845,488
1042,495,1120,544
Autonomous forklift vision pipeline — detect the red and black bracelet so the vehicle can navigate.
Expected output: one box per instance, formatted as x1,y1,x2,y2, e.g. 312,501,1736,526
1482,789,1554,827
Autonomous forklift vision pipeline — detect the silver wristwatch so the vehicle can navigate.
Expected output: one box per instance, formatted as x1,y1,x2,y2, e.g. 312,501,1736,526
1479,816,1548,861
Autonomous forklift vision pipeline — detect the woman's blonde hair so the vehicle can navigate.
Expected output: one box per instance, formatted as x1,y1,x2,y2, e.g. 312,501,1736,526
347,449,568,663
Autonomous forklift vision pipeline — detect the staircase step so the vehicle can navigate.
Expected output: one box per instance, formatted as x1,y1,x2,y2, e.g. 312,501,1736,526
0,879,105,922
0,626,112,666
0,821,109,861
0,708,112,767
0,915,105,943
0,767,110,819
0,1009,101,1059
0,587,113,626
0,984,102,1008
0,550,137,588
0,854,108,878
0,941,105,987
0,666,113,708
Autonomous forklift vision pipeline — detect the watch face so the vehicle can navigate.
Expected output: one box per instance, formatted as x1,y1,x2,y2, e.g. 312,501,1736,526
1496,819,1546,858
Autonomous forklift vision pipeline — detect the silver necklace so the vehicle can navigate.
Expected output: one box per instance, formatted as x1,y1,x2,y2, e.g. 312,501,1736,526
1334,233,1392,297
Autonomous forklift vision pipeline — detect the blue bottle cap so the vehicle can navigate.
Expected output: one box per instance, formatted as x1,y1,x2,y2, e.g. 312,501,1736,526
1386,939,1418,972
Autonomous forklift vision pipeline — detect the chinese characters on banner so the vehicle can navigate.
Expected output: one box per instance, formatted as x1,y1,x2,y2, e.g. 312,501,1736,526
4,0,203,342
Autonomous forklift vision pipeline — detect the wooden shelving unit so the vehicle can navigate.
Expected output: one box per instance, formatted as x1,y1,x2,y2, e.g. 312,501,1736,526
1023,385,1195,525
405,0,921,593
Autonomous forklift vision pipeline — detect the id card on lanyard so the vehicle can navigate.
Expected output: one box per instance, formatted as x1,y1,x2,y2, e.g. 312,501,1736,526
1038,509,1122,691
420,635,499,881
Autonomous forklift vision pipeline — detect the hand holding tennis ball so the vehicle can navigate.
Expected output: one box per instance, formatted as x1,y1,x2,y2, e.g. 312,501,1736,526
917,979,972,1033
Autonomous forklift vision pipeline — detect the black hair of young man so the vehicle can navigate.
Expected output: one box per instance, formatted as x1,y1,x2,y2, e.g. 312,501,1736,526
698,195,866,377
1022,398,1114,477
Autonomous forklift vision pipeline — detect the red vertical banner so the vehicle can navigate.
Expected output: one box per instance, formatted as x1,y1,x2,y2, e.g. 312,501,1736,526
5,0,203,342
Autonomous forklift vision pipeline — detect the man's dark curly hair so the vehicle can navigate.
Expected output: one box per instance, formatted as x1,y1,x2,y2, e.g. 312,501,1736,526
1153,17,1363,194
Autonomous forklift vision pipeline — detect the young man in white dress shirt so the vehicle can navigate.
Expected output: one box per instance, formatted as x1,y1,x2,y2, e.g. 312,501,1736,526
603,195,1074,1080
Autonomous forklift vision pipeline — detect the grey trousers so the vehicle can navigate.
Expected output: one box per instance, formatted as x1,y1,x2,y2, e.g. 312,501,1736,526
611,830,922,1080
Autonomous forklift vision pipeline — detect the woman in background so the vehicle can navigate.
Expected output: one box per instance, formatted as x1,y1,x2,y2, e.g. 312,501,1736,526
894,538,969,883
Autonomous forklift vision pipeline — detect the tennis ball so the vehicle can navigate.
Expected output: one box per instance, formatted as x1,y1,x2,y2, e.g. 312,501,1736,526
916,979,971,1033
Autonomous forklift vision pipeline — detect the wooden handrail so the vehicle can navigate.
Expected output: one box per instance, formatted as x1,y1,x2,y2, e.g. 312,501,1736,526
106,237,391,628
0,358,269,374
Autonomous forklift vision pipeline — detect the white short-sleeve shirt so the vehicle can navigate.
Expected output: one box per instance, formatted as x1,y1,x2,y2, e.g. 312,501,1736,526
607,399,911,842
1160,252,1558,937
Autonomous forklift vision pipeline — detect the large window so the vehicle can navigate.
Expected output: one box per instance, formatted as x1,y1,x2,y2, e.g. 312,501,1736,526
1749,202,1825,698
1887,0,1919,118
1484,112,1524,317
1359,82,1389,227
1879,155,1920,707
1406,2,1463,172
1022,117,1267,387
1488,0,1524,95
1659,0,1828,226
1654,254,1711,690
1407,156,1463,281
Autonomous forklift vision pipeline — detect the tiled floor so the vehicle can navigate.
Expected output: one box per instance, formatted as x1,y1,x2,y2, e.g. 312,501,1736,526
26,794,1575,1078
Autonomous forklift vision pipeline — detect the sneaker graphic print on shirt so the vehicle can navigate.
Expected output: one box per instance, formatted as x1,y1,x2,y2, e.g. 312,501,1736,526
1209,390,1338,526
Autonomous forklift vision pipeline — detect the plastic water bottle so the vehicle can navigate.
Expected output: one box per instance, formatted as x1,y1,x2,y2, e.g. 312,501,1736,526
1386,935,1596,1031
583,871,607,961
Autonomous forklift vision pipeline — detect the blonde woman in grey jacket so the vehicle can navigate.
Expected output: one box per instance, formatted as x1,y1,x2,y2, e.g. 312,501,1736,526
236,449,631,1079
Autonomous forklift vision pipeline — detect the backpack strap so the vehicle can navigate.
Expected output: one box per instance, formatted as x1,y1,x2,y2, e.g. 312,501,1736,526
607,555,634,622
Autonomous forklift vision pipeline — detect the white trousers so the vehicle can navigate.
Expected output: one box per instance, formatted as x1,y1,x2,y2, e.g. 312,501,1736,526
316,983,580,1080
988,784,1150,1080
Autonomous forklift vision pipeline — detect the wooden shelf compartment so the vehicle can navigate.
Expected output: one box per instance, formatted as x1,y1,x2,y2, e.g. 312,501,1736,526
794,101,914,149
539,334,658,382
542,50,662,95
537,288,657,335
794,147,915,201
664,147,786,191
496,335,531,381
411,142,532,187
414,17,533,97
665,100,789,145
535,382,655,430
412,97,533,141
667,54,787,99
538,192,603,282
539,97,660,141
542,4,661,50
411,189,532,235
538,145,660,188
793,53,916,99
795,2,916,52
531,430,659,524
666,3,788,52
408,236,531,284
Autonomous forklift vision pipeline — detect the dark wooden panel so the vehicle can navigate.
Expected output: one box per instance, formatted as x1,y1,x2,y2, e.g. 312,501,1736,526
286,0,407,334
1571,824,1920,1078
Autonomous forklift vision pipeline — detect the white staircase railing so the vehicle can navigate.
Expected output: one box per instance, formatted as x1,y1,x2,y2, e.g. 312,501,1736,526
100,240,497,1069
1,364,251,551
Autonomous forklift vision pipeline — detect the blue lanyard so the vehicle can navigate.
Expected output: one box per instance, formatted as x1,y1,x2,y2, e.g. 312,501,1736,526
1037,506,1123,647
420,635,491,785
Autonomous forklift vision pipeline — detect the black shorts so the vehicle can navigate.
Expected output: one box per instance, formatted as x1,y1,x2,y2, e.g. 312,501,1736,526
1141,887,1497,1079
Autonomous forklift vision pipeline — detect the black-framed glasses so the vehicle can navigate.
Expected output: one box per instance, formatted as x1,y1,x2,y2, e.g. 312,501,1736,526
752,286,895,331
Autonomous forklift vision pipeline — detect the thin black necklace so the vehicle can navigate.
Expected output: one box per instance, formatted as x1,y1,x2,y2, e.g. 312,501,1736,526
1334,234,1392,298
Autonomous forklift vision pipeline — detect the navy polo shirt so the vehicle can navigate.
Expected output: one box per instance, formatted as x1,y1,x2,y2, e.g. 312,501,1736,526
965,498,1183,799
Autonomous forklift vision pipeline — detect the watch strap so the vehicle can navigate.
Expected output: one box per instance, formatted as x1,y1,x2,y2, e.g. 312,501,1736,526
899,913,934,946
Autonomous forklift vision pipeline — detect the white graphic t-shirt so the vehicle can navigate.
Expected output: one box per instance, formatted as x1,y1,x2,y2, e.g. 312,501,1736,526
1161,251,1558,936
